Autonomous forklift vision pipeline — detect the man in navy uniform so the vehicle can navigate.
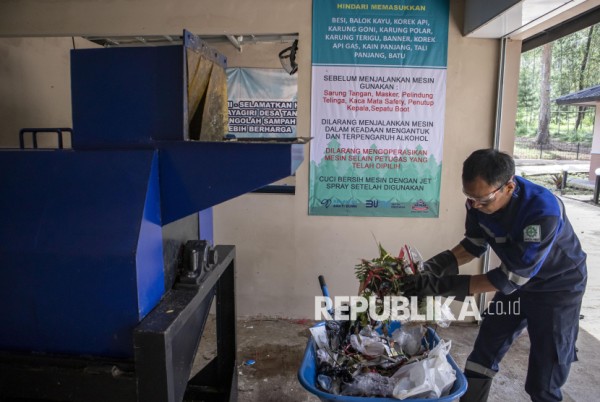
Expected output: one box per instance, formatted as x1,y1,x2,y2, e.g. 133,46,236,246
402,149,587,401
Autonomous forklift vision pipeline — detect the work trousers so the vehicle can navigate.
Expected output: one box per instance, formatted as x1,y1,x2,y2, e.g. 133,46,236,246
464,289,584,402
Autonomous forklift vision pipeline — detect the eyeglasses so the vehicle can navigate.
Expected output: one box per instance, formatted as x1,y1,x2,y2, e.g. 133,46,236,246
463,180,511,205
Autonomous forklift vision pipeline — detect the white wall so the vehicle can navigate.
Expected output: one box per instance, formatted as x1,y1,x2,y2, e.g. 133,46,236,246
0,0,502,318
0,37,99,147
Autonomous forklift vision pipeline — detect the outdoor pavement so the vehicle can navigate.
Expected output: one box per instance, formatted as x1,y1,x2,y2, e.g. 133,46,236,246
516,159,597,194
516,159,600,335
516,158,590,177
563,196,600,336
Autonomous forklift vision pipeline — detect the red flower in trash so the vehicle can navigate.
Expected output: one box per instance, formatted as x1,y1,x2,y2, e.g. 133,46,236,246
411,199,429,211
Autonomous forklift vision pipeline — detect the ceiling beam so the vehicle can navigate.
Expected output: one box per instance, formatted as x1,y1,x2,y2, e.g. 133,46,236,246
522,5,600,52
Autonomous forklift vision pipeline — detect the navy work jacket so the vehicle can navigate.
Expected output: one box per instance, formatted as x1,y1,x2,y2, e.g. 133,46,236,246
460,176,587,295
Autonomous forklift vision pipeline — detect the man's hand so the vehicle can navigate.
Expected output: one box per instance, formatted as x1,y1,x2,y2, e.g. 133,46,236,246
400,274,471,302
422,250,459,277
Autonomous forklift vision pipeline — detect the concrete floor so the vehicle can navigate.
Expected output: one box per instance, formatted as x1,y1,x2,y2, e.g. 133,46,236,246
193,315,600,402
193,161,600,402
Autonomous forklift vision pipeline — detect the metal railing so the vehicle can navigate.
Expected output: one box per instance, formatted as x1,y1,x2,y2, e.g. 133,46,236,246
513,138,591,160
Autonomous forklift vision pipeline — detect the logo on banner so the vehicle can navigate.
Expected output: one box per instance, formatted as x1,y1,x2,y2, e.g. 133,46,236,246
411,200,429,212
366,200,379,208
321,199,332,208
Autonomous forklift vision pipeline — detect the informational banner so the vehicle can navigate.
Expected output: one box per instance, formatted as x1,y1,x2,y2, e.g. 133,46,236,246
309,0,449,217
227,67,297,138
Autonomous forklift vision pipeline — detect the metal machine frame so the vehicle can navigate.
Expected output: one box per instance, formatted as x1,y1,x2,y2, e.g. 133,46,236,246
0,246,237,402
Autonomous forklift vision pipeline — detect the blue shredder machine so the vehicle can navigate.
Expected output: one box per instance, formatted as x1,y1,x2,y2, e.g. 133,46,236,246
0,30,304,402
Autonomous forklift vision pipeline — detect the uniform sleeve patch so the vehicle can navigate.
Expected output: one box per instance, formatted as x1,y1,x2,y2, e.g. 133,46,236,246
523,225,541,242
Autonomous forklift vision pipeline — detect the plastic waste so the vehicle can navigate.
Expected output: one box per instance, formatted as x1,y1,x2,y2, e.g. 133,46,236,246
391,325,426,356
326,320,347,351
309,325,329,350
310,320,457,398
392,340,456,400
405,244,425,273
349,334,387,357
317,374,333,393
316,348,334,366
340,372,396,397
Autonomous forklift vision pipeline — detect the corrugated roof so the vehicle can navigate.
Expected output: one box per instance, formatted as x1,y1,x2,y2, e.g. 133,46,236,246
555,84,600,105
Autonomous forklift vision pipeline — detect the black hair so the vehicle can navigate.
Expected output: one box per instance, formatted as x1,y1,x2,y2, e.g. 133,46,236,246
462,149,515,187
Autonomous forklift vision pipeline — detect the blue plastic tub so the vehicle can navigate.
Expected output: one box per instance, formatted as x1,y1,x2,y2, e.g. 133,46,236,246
298,324,467,401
